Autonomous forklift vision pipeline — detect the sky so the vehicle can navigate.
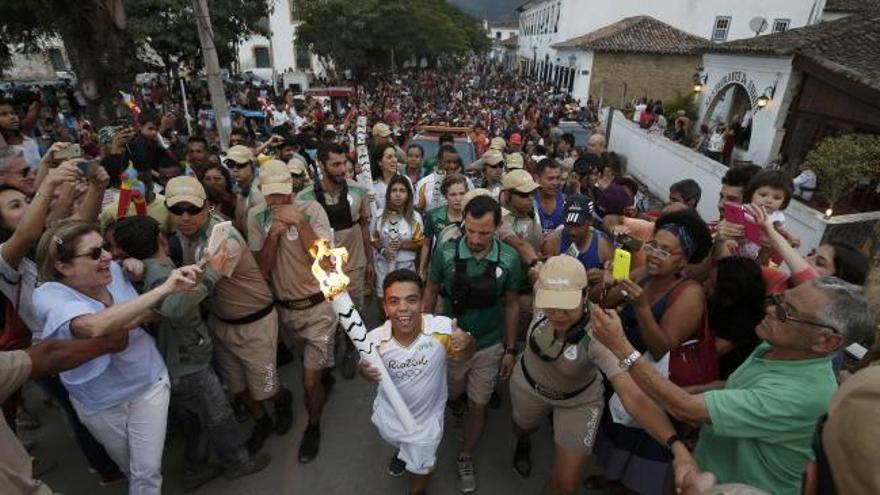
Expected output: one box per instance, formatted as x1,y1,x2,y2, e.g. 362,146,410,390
447,0,521,21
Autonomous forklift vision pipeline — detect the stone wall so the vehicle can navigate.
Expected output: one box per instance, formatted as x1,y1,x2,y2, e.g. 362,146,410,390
590,52,700,107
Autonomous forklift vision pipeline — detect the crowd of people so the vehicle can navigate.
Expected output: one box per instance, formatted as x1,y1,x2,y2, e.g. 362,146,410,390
0,57,877,495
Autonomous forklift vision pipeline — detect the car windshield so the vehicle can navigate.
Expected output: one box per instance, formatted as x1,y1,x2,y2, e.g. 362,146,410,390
412,138,475,165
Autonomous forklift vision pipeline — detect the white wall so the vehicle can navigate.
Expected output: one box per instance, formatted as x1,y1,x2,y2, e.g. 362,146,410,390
603,109,867,254
236,0,321,79
697,54,797,166
490,28,518,41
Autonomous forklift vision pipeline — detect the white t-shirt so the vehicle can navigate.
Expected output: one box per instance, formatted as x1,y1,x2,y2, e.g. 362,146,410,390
0,249,40,340
370,210,424,263
707,132,725,152
368,314,453,438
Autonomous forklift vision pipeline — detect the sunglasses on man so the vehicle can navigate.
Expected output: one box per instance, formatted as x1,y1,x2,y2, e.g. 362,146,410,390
224,160,252,170
168,203,205,216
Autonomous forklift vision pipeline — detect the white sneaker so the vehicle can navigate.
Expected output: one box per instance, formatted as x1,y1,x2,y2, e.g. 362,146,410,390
457,455,476,493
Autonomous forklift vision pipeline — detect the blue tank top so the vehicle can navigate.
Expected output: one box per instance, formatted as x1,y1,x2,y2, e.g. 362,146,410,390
559,228,603,271
619,278,690,353
535,191,565,234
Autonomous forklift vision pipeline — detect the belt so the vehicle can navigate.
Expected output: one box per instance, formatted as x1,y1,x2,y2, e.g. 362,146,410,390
276,292,325,311
520,356,596,401
215,302,275,326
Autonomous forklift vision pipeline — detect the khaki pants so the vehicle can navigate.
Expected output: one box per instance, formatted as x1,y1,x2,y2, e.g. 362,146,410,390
208,309,280,401
447,343,503,406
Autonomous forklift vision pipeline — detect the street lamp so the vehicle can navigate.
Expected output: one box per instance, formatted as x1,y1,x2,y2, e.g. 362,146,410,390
756,80,778,110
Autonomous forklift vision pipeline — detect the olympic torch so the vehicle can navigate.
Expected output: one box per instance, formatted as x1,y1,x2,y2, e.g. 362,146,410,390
310,239,418,434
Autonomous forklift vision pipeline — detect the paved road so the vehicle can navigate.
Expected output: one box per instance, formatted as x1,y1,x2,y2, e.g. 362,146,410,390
21,298,604,495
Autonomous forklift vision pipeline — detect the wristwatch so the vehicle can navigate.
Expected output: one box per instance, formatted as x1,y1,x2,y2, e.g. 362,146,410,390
618,350,642,371
665,434,683,450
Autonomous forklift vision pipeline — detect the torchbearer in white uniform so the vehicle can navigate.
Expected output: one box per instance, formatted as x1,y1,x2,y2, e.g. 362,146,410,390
360,269,475,495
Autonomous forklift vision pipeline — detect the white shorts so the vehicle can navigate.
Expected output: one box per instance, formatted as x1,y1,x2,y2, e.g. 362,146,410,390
373,411,443,475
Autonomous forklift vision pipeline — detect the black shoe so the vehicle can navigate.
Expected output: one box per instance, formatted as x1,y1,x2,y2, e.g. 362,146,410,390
513,437,531,478
233,398,250,423
387,452,406,477
298,424,321,463
245,416,274,454
341,351,357,380
182,465,223,492
224,452,271,480
274,389,294,435
489,389,501,409
322,372,336,397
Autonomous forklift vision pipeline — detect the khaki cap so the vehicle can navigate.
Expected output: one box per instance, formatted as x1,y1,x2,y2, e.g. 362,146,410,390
372,122,392,138
534,255,588,310
502,169,539,193
165,176,206,208
489,136,506,151
506,152,524,170
462,188,491,210
225,145,255,164
482,149,504,166
288,154,308,176
259,160,293,196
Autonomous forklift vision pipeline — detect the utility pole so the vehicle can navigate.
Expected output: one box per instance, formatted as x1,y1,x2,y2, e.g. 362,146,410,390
192,0,231,151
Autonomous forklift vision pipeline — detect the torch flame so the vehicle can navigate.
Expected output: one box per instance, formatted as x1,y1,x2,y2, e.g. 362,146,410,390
310,239,350,301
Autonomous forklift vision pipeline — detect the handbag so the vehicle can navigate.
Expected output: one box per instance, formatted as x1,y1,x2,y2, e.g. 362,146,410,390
668,281,719,387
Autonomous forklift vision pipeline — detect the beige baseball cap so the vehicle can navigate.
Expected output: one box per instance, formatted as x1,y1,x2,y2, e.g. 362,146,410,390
259,160,293,196
482,149,504,166
506,152,524,170
288,155,308,176
503,169,539,193
462,188,491,210
489,136,506,151
165,176,206,208
534,255,588,310
372,122,392,138
225,145,255,164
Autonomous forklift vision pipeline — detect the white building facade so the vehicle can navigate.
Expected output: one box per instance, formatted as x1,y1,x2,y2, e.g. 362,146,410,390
235,0,325,87
515,0,825,100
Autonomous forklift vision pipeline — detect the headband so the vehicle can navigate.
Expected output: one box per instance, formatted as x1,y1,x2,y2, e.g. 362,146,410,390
659,223,694,259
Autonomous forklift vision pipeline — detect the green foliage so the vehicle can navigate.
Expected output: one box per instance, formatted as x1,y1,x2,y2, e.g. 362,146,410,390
663,90,698,121
805,133,880,210
296,0,490,77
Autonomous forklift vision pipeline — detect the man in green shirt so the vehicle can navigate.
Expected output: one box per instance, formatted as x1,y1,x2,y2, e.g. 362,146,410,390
423,195,522,493
590,277,874,495
113,216,270,491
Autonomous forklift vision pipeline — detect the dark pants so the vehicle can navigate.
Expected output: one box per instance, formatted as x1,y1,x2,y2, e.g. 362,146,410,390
36,375,122,476
173,367,248,473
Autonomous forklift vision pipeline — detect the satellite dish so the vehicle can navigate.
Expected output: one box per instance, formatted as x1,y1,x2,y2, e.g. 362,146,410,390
749,17,769,36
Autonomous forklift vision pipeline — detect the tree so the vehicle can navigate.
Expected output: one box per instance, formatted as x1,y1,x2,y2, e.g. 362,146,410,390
296,0,490,78
804,133,880,214
1,0,271,125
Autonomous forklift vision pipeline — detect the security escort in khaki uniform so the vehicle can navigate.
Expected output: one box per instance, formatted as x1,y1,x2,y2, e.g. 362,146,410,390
422,195,522,494
247,160,337,464
297,142,374,379
224,144,265,237
509,255,693,495
165,177,292,455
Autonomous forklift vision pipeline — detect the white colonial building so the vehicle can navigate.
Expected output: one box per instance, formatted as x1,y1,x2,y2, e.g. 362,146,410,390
515,0,827,100
235,0,325,89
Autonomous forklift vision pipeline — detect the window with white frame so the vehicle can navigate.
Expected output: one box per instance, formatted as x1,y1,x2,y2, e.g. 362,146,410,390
254,46,271,68
712,16,732,41
772,18,790,33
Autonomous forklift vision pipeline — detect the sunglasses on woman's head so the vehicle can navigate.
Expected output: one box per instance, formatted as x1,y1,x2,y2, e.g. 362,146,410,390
73,247,105,261
169,203,204,216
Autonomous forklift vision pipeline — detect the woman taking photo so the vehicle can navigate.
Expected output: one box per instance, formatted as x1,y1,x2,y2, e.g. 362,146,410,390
33,219,200,495
591,209,714,495
417,174,468,279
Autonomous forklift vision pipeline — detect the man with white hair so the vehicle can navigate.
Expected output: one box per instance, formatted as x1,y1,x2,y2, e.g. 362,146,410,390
591,277,875,495
586,134,606,157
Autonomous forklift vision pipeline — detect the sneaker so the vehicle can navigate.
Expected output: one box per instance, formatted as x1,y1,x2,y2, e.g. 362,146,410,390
98,470,127,487
387,452,406,477
457,454,476,493
182,465,223,492
298,425,321,463
246,416,275,454
274,389,294,435
341,351,357,380
224,452,271,480
512,437,531,478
